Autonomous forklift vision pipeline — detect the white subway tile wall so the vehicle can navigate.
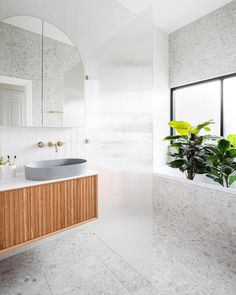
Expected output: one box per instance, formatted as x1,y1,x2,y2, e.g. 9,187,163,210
0,127,87,172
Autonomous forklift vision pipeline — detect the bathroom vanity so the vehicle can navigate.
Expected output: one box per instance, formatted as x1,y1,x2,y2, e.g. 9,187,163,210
0,173,98,252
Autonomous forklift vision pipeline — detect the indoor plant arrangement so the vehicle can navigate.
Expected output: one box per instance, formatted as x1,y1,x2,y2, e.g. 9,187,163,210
164,120,236,188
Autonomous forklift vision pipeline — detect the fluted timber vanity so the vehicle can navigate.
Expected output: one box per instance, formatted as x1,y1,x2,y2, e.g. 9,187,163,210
0,173,98,253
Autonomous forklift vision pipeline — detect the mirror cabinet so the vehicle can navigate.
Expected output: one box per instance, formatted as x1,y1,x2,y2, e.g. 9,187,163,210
0,16,85,127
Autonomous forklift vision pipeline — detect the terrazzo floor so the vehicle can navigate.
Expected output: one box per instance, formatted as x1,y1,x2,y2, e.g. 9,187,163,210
0,225,155,295
1,215,235,295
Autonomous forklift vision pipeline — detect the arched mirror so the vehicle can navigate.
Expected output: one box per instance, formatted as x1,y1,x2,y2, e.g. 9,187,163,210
0,16,85,127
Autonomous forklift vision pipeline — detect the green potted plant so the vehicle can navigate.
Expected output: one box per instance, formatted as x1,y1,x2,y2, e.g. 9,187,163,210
205,135,236,188
164,120,217,180
0,156,6,178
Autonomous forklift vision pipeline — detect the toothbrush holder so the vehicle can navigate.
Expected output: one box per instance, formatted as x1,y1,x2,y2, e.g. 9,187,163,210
4,165,17,178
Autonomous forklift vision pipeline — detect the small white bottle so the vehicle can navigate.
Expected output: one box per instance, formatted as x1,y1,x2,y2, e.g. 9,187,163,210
4,156,17,178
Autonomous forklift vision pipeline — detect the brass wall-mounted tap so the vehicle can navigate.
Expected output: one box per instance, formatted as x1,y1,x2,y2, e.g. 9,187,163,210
48,141,64,152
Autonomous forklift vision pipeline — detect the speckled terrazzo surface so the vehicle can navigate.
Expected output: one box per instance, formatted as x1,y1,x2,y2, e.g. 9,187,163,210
169,1,236,88
0,225,154,295
153,175,236,295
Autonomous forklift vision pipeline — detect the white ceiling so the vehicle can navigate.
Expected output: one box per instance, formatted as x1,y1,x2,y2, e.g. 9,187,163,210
116,0,152,13
117,0,233,33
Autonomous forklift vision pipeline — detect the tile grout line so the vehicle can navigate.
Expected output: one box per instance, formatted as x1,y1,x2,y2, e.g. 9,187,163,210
33,250,54,295
100,261,133,295
87,226,153,287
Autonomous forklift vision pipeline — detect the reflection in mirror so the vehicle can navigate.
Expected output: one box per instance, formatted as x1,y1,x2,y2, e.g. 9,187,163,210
0,16,85,127
0,16,42,126
43,21,85,127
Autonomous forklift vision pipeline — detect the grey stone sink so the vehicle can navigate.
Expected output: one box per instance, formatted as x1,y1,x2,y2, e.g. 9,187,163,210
25,158,88,181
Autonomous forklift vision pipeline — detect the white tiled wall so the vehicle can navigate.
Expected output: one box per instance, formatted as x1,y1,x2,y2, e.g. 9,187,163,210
0,127,87,172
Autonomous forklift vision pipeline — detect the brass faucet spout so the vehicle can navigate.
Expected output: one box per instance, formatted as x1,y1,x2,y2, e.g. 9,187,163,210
48,142,59,152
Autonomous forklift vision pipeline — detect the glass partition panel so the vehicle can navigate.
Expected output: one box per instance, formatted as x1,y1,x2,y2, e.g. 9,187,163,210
86,10,153,279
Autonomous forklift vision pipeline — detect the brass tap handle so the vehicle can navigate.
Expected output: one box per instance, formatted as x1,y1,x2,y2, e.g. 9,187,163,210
57,141,64,147
37,142,45,148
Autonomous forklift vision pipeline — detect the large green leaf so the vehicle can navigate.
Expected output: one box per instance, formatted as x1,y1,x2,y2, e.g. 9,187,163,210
169,143,182,153
168,121,191,135
168,159,187,168
226,149,236,158
227,134,236,147
218,139,230,152
191,120,214,135
229,173,236,187
163,135,186,141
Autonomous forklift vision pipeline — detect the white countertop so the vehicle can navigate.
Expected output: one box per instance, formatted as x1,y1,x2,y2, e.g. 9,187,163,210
0,172,97,192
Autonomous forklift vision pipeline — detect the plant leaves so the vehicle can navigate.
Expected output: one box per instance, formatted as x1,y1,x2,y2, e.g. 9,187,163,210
163,135,186,141
226,149,236,158
229,173,236,187
218,139,230,152
191,120,214,135
168,159,187,169
202,135,221,141
206,174,224,186
168,121,192,135
227,134,236,147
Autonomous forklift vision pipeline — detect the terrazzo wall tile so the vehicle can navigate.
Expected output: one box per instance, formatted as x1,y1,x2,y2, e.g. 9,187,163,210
152,174,236,295
169,1,236,87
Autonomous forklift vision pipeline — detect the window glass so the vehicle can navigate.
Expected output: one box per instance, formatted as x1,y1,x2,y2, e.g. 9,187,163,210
173,81,221,135
224,77,236,136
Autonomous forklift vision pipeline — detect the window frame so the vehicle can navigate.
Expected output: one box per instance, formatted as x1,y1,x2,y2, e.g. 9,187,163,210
170,73,236,136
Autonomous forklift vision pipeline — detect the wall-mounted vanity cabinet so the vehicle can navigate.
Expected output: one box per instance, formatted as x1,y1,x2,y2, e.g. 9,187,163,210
0,16,85,127
0,174,97,252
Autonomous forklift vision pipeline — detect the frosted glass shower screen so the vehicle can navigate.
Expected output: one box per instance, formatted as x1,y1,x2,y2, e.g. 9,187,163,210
86,10,153,279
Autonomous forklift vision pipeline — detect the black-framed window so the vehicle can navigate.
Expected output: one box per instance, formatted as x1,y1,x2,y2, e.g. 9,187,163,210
170,73,236,136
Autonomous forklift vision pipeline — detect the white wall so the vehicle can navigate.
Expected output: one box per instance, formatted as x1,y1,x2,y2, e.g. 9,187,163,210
153,27,169,169
0,127,87,172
